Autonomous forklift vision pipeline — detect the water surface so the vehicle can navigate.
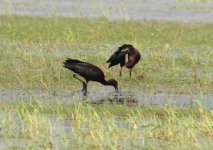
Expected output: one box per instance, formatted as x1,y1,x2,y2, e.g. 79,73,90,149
0,88,212,108
0,0,213,22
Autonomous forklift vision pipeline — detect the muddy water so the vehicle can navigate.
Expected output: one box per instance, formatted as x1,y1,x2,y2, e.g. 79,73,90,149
0,88,213,108
0,0,213,22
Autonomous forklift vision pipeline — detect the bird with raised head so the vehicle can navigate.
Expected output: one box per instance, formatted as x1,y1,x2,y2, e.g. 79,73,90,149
106,44,141,77
63,58,118,94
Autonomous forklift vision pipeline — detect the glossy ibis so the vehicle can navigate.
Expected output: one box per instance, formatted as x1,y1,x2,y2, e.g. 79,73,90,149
106,44,141,77
63,58,118,94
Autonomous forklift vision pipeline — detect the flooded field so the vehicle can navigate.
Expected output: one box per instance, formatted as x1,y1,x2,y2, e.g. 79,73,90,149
0,1,213,148
1,95,213,149
0,0,213,22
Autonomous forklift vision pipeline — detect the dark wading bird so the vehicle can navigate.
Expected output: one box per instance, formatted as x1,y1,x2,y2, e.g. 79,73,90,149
63,58,118,95
106,44,141,77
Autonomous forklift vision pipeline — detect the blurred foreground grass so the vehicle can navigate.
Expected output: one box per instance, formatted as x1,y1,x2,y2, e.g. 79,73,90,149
0,100,213,149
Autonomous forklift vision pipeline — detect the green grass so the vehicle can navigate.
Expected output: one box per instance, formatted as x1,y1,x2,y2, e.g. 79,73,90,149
0,15,213,49
0,100,213,149
0,15,212,92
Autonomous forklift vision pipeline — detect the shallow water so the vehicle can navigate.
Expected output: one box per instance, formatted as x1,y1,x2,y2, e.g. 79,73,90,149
0,0,213,22
0,138,33,149
1,109,213,149
0,88,213,149
0,110,145,149
0,88,213,108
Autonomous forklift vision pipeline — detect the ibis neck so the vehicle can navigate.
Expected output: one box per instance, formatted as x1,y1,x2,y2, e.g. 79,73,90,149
101,79,111,86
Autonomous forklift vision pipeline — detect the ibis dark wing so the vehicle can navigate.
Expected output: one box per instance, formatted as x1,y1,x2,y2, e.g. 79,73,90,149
63,58,84,71
64,59,82,64
63,58,104,81
106,47,130,68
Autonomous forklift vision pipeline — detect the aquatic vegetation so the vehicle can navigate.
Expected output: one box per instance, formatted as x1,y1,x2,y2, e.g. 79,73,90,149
0,100,213,149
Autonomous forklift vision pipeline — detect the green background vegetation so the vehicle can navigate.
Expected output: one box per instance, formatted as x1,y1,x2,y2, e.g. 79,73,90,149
0,15,212,92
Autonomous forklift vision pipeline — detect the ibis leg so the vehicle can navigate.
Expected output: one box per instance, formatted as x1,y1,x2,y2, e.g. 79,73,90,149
119,67,123,77
83,81,88,92
129,69,132,78
73,74,87,91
